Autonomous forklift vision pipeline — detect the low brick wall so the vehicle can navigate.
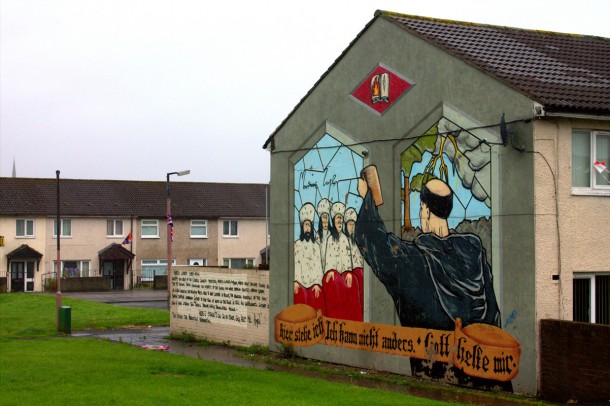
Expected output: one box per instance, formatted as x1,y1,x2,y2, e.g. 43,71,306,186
539,319,610,403
170,266,269,347
154,275,167,290
61,277,112,292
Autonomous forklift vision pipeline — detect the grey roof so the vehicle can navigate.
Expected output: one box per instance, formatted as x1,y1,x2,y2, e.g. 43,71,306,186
0,177,269,219
382,11,610,115
263,11,610,149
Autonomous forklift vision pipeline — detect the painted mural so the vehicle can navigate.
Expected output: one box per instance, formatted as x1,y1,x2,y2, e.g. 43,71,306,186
350,64,414,116
281,119,520,391
293,133,365,321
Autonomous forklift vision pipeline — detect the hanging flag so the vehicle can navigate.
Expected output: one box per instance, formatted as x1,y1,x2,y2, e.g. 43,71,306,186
121,232,132,245
593,161,607,174
167,214,174,242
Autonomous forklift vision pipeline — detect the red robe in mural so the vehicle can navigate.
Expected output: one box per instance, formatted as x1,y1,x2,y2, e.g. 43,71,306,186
323,233,363,321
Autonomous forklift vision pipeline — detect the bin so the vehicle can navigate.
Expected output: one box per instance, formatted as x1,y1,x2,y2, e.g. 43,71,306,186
58,306,71,334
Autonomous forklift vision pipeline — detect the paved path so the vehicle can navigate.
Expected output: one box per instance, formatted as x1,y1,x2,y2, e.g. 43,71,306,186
63,289,167,309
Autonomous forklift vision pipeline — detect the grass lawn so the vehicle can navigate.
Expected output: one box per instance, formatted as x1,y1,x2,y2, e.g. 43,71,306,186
0,293,169,339
0,293,456,405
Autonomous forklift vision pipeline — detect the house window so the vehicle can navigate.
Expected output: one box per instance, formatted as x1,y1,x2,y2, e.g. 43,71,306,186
188,258,207,266
223,220,238,237
53,219,72,237
573,274,610,324
107,220,124,237
141,220,159,238
223,258,254,269
16,219,34,237
141,259,174,281
54,260,90,278
572,130,610,193
190,220,208,238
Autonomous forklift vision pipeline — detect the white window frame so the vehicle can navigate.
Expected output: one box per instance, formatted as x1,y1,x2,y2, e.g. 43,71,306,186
190,220,208,238
106,219,124,237
141,219,159,238
16,219,35,238
572,130,610,196
53,219,72,238
141,259,175,281
573,273,610,324
223,220,239,237
223,258,254,269
54,260,91,278
188,258,207,266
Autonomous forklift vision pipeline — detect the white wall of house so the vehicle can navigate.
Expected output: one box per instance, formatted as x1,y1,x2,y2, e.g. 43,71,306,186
217,218,267,268
0,216,47,290
42,217,133,278
534,118,610,323
534,117,610,391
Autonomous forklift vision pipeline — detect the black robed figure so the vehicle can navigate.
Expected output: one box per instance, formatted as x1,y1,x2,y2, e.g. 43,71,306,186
354,169,511,391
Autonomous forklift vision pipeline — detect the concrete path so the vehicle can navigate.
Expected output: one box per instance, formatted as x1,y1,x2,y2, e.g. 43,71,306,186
63,289,167,309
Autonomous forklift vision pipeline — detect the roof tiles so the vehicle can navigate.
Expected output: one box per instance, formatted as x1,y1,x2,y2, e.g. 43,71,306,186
0,178,269,219
380,11,610,114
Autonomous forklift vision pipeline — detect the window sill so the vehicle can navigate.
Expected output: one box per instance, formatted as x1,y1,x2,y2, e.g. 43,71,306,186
15,236,35,239
571,188,610,197
141,236,160,239
222,235,239,238
190,236,209,239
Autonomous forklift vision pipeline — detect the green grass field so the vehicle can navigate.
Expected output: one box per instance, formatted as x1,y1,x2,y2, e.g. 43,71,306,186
0,293,169,339
0,293,454,405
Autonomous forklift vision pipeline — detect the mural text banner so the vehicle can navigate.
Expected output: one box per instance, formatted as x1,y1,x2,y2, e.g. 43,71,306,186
275,304,520,382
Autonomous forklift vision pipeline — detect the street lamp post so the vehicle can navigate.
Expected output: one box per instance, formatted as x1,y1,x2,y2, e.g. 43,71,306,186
166,170,190,310
56,170,62,330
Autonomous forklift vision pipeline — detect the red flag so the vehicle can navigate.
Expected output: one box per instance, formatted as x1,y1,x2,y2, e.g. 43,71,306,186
121,233,132,245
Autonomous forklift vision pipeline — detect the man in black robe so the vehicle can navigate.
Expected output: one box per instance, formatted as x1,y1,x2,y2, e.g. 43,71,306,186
355,173,511,390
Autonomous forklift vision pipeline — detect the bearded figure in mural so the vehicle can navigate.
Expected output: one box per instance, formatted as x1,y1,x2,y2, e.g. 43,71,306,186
344,207,364,307
355,166,511,390
344,207,364,269
316,199,331,270
294,203,326,314
323,201,363,321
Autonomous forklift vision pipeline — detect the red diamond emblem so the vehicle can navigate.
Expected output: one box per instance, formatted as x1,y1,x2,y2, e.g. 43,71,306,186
350,64,414,115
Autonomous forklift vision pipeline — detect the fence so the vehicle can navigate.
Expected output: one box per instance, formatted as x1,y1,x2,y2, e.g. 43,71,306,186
137,269,167,289
41,272,112,292
539,319,610,403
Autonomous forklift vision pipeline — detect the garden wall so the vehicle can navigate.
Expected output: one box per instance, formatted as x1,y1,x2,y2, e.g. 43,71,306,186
539,319,610,403
169,266,269,346
61,277,111,292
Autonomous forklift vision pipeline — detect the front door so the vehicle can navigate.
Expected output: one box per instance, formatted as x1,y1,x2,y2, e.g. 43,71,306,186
102,260,124,291
10,261,35,292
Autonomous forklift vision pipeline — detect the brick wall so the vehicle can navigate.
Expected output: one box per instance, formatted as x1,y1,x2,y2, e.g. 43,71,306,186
170,267,269,347
539,319,610,402
61,277,111,292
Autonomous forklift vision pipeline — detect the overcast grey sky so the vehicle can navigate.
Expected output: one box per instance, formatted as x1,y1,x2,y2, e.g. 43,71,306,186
2,0,609,184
